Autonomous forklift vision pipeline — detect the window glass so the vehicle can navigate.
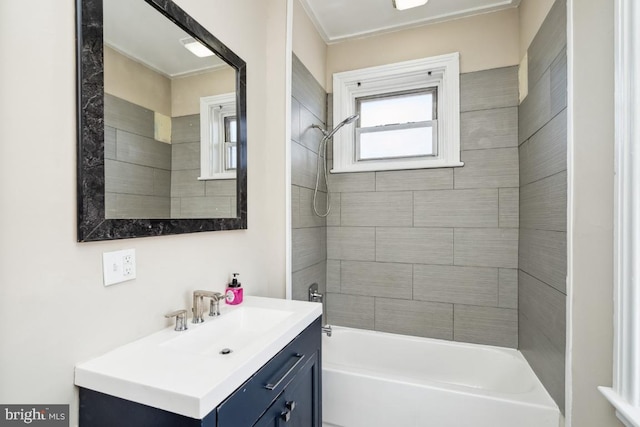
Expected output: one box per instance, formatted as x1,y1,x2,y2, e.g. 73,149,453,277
225,116,237,143
359,91,434,127
226,144,237,170
359,126,434,160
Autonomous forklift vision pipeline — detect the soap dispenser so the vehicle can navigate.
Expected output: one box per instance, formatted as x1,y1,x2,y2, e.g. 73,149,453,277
225,273,243,305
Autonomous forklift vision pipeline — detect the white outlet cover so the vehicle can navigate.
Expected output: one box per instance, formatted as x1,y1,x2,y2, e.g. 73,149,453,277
103,249,136,286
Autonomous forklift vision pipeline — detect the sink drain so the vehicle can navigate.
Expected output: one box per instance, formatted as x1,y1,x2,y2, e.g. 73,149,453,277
220,348,233,355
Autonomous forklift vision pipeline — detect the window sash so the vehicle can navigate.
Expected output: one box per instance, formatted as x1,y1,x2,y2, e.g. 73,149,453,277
356,87,438,126
225,142,237,171
355,120,438,161
354,87,438,162
224,116,237,143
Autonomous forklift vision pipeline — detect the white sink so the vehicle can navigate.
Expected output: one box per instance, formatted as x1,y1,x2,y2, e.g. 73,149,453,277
161,306,294,357
75,296,322,419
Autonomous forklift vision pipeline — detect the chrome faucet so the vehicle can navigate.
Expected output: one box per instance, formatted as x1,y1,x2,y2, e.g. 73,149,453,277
192,290,224,323
165,309,188,331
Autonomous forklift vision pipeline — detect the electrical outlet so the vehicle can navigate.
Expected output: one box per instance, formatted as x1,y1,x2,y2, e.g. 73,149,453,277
103,249,136,286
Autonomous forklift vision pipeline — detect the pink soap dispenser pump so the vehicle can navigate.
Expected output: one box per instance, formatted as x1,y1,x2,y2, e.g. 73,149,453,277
225,273,243,305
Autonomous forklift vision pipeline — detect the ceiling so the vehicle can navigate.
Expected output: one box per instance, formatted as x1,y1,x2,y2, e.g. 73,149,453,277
103,0,228,78
299,0,521,44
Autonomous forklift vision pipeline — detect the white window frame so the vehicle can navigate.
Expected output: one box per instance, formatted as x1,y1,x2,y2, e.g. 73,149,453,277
199,92,236,181
598,1,640,426
332,52,462,173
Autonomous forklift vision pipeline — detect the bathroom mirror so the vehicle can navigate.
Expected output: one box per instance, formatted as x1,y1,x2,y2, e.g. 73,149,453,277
77,0,247,242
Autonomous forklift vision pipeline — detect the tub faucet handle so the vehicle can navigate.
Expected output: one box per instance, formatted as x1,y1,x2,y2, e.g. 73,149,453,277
308,282,323,303
165,309,188,331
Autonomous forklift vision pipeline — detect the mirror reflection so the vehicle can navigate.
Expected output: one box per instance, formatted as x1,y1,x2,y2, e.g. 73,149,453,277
103,0,237,219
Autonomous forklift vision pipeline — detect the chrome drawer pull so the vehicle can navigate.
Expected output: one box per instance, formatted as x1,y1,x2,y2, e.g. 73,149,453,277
264,353,305,391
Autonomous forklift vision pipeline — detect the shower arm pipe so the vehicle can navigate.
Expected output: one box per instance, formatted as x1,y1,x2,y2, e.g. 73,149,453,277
311,114,359,217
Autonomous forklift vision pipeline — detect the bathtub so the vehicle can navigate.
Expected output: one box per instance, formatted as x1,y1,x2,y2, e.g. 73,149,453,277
322,326,560,427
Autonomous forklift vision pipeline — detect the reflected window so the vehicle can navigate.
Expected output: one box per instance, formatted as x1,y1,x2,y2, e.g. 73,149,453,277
223,116,237,171
199,93,236,180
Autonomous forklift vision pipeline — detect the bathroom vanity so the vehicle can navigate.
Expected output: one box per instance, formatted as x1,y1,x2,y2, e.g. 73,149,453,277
75,297,322,426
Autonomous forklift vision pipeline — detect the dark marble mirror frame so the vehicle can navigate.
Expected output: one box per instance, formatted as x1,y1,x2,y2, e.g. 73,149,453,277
76,0,247,242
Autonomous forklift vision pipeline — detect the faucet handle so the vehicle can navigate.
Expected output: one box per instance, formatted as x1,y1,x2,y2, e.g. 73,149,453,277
208,292,223,317
165,309,188,331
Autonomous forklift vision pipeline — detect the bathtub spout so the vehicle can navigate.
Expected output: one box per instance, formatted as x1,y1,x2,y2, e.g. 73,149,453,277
322,325,332,337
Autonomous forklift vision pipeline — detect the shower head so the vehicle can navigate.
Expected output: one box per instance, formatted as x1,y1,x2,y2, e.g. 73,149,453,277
311,114,360,139
326,114,359,139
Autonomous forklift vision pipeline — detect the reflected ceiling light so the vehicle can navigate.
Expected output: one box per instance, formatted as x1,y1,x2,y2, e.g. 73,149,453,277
392,0,428,10
180,37,214,58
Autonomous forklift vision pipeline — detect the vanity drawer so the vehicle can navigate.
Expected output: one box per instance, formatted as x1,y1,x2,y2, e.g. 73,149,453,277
216,317,321,426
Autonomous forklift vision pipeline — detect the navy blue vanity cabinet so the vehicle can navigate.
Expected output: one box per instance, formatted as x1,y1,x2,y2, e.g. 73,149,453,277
79,388,217,427
216,317,322,426
239,352,319,427
78,317,321,427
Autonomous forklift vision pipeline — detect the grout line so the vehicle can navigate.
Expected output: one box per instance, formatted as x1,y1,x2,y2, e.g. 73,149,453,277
521,169,568,188
452,303,455,341
498,187,502,228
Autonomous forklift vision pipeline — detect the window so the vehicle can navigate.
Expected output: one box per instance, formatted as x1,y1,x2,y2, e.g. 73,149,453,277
223,116,237,171
332,53,462,173
199,93,236,180
356,88,437,161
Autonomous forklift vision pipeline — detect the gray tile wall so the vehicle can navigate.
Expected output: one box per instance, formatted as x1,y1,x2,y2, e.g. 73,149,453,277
518,0,567,412
104,94,171,219
291,54,328,305
324,66,520,348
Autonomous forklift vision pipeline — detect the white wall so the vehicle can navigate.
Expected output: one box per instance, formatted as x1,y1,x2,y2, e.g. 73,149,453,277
293,0,327,90
0,0,289,425
326,8,520,91
567,0,620,425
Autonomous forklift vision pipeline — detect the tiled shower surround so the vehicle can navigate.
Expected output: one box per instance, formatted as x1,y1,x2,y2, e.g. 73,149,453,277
291,55,520,348
324,67,520,349
291,55,328,304
104,94,236,219
518,0,567,412
293,2,567,405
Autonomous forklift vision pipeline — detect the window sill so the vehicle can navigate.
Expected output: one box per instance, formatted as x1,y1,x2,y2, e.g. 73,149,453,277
198,173,236,181
331,160,464,174
599,387,640,427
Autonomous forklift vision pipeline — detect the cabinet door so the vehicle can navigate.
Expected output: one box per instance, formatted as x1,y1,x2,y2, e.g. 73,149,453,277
218,318,321,427
252,352,320,427
253,393,287,427
281,352,320,427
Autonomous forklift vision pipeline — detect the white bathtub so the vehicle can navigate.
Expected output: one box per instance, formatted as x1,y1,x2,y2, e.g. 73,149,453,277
322,326,560,427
